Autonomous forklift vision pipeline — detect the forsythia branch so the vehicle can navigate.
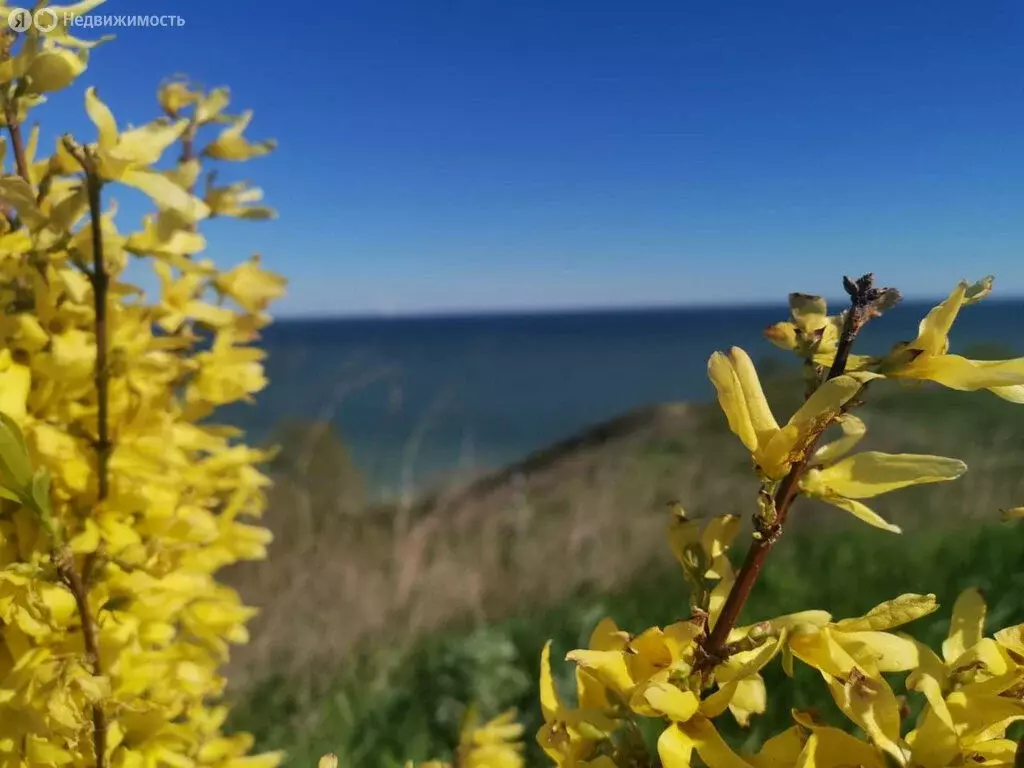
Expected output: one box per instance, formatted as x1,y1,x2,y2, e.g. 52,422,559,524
62,137,112,768
701,274,889,663
54,546,108,768
5,117,30,183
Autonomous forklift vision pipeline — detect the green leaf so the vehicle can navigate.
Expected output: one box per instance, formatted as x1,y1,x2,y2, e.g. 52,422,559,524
0,412,33,492
29,468,52,519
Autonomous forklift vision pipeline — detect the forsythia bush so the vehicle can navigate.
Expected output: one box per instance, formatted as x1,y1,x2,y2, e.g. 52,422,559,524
0,2,284,766
532,275,1024,766
353,275,1024,767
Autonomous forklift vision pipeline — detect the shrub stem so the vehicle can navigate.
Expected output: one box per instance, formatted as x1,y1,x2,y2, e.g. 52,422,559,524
64,139,111,768
701,274,891,664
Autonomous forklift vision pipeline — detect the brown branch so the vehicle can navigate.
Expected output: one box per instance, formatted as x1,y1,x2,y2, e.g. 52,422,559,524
2,28,31,222
55,547,107,768
700,274,899,664
62,138,111,768
85,172,111,504
6,117,31,183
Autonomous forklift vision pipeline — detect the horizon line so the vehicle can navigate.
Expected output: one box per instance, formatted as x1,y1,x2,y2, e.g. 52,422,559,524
270,292,1024,323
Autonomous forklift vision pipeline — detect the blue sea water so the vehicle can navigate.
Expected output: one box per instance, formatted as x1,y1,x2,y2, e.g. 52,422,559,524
224,299,1024,496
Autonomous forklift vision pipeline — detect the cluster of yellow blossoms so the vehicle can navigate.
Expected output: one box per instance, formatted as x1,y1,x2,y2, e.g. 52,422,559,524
374,276,1024,767
319,709,527,768
530,275,1024,766
0,2,284,766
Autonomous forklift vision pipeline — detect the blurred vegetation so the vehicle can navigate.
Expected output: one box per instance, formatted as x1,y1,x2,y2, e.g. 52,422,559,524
225,365,1024,767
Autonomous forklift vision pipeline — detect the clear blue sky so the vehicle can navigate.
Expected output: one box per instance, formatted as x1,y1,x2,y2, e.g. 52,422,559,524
34,0,1024,316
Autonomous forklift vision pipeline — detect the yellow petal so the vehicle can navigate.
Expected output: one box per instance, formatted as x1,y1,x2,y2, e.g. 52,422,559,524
789,293,829,332
708,351,758,452
196,87,232,123
727,677,766,726
804,451,966,498
799,729,885,768
25,46,89,94
989,384,1024,403
833,594,938,632
657,724,695,768
834,631,922,675
760,373,866,478
589,617,628,652
700,514,742,561
120,169,211,222
905,663,959,768
728,347,779,441
993,623,1024,657
318,756,339,768
0,176,47,230
625,627,674,683
768,610,833,632
824,671,905,764
788,627,860,678
116,119,190,166
896,354,1024,391
764,321,798,352
539,641,562,721
84,86,119,150
707,554,735,627
801,491,902,534
0,363,31,421
575,668,608,710
810,413,866,466
159,80,199,115
203,110,276,160
678,717,756,768
946,689,1024,744
566,649,635,698
642,682,700,722
748,726,806,768
912,281,967,355
942,588,986,665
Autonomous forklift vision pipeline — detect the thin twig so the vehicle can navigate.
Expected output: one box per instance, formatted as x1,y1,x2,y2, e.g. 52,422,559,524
701,274,898,664
63,137,111,768
2,29,30,221
6,116,30,182
54,548,107,767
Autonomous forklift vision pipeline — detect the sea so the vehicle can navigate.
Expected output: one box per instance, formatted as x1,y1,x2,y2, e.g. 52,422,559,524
221,298,1024,498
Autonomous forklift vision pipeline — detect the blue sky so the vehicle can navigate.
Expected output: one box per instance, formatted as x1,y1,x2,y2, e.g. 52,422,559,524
31,0,1024,316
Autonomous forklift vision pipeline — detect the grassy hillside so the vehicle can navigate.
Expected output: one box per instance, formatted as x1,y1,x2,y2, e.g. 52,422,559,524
223,365,1024,766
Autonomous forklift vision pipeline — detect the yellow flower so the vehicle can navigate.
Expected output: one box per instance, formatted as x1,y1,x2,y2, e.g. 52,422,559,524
878,277,1024,402
456,708,525,768
213,255,287,314
203,111,277,161
81,87,210,221
764,293,873,371
205,181,277,220
779,594,946,764
538,639,619,766
707,346,873,479
903,589,1024,768
798,413,966,533
667,512,740,628
158,80,199,116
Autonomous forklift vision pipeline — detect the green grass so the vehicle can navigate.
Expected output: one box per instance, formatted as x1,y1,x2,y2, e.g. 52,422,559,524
228,517,1024,766
227,369,1024,767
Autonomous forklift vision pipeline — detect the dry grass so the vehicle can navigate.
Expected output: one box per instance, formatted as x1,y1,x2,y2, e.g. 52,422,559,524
222,403,749,687
221,382,1024,696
